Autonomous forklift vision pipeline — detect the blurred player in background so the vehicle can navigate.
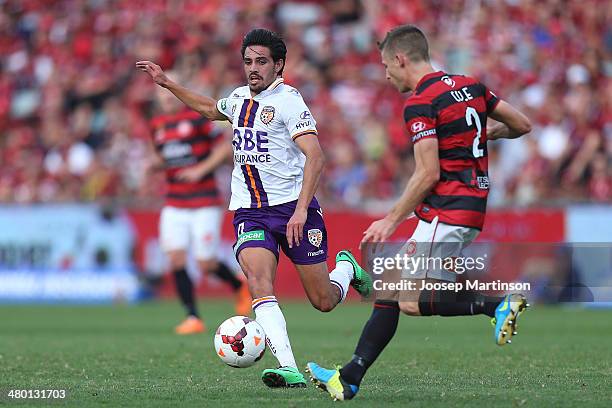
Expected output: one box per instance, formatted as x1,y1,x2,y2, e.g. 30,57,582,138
138,28,372,388
149,79,251,335
307,25,532,400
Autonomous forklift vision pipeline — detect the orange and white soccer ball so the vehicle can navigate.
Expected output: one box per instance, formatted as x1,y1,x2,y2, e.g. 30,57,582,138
214,316,266,368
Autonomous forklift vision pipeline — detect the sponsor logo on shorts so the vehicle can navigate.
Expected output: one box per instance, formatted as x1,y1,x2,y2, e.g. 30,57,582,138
308,229,323,247
308,249,325,257
235,230,265,248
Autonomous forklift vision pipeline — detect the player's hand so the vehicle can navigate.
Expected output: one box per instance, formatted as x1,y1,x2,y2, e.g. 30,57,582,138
286,208,307,248
145,159,164,175
176,166,206,182
136,61,169,87
360,216,401,250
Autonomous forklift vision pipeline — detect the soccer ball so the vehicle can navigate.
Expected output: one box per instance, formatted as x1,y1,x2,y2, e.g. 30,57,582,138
214,316,266,368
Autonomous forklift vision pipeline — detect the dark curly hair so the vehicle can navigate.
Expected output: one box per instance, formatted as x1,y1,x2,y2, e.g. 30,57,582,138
241,28,287,76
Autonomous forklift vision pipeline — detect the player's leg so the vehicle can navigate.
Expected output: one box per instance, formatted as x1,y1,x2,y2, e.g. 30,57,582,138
192,207,251,315
294,262,338,312
402,223,529,344
306,267,403,400
238,247,305,388
233,212,305,388
283,204,372,312
294,252,371,312
306,219,439,398
159,207,205,334
160,206,204,334
402,281,505,317
404,284,528,344
306,300,399,400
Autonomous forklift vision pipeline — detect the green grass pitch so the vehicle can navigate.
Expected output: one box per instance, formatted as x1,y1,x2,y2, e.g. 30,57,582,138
1,300,611,407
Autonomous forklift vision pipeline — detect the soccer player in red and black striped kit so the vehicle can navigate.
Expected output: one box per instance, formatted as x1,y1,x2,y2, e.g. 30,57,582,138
307,25,532,400
150,84,251,335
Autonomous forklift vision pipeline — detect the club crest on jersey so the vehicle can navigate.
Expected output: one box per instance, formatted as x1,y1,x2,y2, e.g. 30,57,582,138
307,229,323,248
411,121,427,133
177,120,193,136
260,106,275,125
441,75,456,88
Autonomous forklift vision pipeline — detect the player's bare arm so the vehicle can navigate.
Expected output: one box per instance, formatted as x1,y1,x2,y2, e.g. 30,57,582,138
136,61,227,121
146,152,165,174
487,100,532,140
286,134,326,248
360,138,439,248
176,141,233,182
145,137,166,174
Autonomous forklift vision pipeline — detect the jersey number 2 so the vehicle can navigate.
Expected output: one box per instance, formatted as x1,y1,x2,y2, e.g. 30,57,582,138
465,107,484,158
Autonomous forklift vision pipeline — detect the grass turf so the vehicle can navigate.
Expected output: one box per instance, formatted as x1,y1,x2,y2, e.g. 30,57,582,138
1,301,611,407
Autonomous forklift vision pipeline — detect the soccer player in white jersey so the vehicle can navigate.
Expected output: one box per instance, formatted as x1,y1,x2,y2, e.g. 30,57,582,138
137,28,373,388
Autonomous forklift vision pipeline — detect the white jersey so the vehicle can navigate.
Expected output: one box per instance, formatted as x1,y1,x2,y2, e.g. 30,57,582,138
216,78,318,210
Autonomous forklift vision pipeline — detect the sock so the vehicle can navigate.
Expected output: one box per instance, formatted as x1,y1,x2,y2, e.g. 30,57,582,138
213,262,242,291
329,260,353,303
174,267,198,317
419,289,502,318
252,296,297,369
459,291,503,317
340,301,399,386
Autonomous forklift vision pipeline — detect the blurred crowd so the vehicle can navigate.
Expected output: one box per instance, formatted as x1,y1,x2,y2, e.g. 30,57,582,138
1,0,610,209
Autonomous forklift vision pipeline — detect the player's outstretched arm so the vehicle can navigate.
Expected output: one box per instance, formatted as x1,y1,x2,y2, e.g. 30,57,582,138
135,61,227,121
487,100,532,140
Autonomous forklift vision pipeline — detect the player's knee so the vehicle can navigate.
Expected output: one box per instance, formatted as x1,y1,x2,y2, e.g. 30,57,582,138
311,296,334,313
167,251,187,271
399,301,421,316
197,259,218,275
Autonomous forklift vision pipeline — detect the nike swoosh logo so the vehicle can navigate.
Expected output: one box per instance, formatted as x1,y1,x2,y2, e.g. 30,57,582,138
498,299,509,312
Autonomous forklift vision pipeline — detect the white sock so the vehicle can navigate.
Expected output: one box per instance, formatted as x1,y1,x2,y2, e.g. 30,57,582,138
252,296,297,369
329,260,353,303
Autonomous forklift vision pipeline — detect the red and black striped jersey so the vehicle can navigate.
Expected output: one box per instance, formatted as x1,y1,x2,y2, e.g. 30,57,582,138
150,109,223,208
404,71,500,230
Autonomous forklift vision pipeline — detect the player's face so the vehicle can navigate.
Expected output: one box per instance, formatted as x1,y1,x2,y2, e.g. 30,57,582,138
243,46,282,94
381,49,409,92
156,87,182,113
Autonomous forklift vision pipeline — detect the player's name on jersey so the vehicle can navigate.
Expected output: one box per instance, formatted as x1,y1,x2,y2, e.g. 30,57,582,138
234,153,272,164
372,279,531,293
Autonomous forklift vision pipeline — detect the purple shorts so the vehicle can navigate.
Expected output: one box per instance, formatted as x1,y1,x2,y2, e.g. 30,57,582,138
233,198,328,265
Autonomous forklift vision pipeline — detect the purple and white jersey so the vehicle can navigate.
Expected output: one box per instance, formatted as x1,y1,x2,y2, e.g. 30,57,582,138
216,78,318,210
